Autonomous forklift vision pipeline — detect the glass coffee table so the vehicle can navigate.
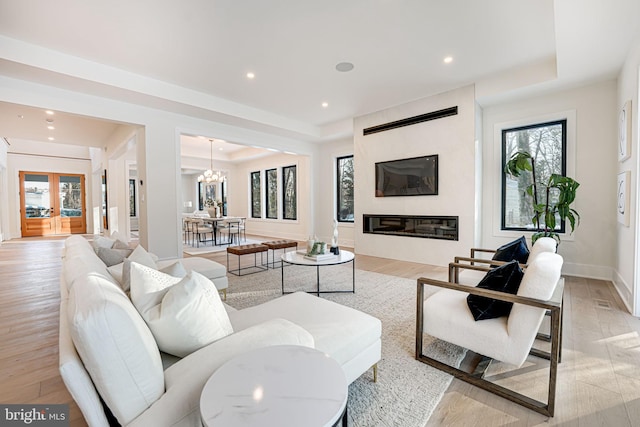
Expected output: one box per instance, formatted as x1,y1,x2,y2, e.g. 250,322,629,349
200,345,348,427
280,250,355,295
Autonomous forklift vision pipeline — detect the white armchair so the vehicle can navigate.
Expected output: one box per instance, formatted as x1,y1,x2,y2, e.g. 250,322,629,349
416,251,564,416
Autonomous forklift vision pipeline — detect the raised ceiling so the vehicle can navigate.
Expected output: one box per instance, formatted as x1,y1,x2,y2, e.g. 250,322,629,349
0,0,639,147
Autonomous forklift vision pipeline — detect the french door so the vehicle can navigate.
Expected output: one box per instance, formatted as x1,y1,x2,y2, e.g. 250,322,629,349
19,172,87,237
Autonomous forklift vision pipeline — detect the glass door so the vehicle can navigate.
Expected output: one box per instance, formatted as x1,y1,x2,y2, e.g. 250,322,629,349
19,172,86,237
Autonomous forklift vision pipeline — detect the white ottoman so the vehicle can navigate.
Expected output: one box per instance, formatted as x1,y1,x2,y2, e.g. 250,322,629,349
158,257,228,299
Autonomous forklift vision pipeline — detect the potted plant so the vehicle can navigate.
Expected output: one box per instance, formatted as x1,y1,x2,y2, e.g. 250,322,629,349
504,151,580,243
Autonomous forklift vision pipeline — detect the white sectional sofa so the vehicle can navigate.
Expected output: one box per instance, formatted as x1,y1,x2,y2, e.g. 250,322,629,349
59,235,381,426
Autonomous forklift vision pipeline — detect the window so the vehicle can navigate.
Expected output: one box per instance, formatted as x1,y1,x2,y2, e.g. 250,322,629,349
282,165,297,220
250,171,261,218
337,155,354,222
198,183,216,211
129,179,136,217
221,181,228,217
265,168,278,219
502,120,567,231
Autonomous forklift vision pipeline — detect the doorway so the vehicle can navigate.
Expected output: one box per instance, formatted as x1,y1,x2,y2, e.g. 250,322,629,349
19,171,87,237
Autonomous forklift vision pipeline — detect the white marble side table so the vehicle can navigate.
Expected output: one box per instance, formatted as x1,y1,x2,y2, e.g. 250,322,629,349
200,345,348,427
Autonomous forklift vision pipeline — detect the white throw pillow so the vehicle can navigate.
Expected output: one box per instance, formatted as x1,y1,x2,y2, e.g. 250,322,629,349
119,245,158,291
129,263,233,357
108,259,186,291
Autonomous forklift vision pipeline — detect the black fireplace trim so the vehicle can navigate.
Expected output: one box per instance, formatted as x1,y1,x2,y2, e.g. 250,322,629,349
363,106,458,136
363,214,459,241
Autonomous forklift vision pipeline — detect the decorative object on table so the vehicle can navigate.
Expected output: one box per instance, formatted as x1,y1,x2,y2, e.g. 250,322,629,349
307,241,327,256
504,150,580,244
619,100,632,162
306,235,317,254
330,219,340,255
617,171,631,226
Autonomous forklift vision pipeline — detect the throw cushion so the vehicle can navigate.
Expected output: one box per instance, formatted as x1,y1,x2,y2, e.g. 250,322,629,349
108,259,186,291
492,236,529,264
96,247,133,267
130,263,233,357
159,260,188,278
120,245,158,291
467,260,524,321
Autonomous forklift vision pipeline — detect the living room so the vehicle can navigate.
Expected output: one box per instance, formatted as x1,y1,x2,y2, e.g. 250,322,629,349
1,1,640,426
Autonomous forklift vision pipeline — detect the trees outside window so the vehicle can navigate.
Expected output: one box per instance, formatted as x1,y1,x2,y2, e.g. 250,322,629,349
337,155,354,222
266,168,277,219
282,165,297,220
502,120,566,231
250,171,261,218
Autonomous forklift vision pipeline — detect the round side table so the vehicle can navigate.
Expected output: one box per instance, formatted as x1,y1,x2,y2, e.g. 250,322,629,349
200,345,348,427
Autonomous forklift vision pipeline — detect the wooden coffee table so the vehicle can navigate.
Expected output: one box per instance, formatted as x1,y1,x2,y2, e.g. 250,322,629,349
200,345,348,427
280,250,355,295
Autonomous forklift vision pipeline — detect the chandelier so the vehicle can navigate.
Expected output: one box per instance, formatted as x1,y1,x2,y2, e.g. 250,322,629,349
198,139,226,184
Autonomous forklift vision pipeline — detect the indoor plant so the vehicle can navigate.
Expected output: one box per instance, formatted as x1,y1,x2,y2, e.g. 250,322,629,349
504,150,580,243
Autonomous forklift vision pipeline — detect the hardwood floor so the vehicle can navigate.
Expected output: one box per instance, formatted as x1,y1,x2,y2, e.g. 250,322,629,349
1,235,639,426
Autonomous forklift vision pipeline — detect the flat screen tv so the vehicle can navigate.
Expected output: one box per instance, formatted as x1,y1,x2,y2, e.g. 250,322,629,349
375,154,438,197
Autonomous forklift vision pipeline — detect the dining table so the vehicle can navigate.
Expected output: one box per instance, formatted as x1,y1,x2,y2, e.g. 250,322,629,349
184,216,245,246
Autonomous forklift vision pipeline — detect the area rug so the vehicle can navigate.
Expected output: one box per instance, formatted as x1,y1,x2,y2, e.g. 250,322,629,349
183,238,265,255
224,265,465,427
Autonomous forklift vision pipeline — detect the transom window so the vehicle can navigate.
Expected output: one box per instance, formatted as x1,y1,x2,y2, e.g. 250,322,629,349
501,120,567,232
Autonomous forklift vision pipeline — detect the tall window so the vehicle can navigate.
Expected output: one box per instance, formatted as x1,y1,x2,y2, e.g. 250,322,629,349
337,155,354,222
129,179,136,217
265,168,278,219
282,165,297,220
502,120,567,231
221,181,228,216
250,171,261,218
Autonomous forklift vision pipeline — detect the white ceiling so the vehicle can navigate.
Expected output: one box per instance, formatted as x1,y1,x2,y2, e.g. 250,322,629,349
0,0,639,157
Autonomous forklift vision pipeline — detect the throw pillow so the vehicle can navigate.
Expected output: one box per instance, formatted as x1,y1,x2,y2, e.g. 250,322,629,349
467,260,524,321
91,235,116,251
159,261,188,279
107,260,186,291
129,263,233,357
96,247,133,267
491,236,529,264
112,239,130,250
120,245,158,291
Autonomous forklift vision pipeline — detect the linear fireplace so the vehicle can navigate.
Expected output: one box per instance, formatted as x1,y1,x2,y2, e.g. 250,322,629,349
363,214,458,241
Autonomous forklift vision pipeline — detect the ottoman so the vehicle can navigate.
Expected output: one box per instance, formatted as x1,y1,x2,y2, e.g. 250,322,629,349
157,257,229,299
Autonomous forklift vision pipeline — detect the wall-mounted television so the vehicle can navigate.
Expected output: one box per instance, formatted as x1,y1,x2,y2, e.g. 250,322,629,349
375,154,438,197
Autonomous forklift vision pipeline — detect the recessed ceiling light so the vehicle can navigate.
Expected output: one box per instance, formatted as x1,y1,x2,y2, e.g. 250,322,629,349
335,62,354,72
45,110,54,115
48,137,55,141
444,56,453,64
284,151,297,155
47,126,55,130
17,114,24,119
266,148,279,152
219,148,224,151
321,102,329,108
246,72,255,79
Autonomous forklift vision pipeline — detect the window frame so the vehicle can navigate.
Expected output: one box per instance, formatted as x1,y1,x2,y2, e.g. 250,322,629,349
250,171,261,218
265,168,278,219
282,165,297,220
500,119,567,233
336,155,354,223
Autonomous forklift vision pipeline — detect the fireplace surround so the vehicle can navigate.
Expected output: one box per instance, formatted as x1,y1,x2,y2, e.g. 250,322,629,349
363,215,458,241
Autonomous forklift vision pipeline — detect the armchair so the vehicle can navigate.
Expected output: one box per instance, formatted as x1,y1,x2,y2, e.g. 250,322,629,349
416,251,564,416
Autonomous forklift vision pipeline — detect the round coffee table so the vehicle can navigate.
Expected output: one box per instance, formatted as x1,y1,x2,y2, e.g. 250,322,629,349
200,345,348,427
281,250,355,295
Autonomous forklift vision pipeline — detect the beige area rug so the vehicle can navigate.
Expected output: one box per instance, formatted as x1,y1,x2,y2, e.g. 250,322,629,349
183,238,265,255
224,265,465,427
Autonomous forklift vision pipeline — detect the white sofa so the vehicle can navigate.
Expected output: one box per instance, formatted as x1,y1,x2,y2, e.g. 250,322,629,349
59,235,381,426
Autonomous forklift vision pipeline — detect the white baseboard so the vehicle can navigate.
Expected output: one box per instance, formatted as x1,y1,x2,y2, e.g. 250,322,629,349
561,262,613,282
612,270,634,314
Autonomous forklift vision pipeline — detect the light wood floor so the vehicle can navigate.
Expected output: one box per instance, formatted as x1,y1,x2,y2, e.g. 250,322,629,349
2,235,639,426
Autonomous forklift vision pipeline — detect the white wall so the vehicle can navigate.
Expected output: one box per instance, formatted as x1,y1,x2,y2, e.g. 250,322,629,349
0,139,8,241
617,34,640,315
233,153,312,242
353,85,478,266
316,138,355,247
481,80,618,282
